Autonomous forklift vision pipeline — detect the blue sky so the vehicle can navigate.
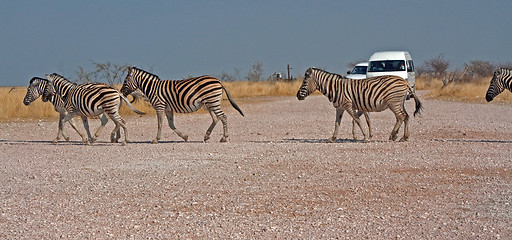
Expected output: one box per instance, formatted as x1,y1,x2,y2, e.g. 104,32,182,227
1,0,511,86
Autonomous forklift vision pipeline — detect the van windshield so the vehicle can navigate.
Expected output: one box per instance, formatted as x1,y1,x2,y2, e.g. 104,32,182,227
368,60,406,72
351,66,367,74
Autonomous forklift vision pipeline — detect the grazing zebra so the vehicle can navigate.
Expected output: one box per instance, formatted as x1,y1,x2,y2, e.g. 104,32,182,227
24,77,88,143
120,67,244,143
297,67,422,142
486,68,512,102
43,73,144,145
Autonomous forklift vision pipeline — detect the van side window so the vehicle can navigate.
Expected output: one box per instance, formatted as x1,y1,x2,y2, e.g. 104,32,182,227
407,60,415,72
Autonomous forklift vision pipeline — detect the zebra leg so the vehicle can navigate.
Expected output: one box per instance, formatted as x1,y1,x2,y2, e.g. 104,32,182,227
218,114,228,143
351,111,371,140
165,108,188,142
66,117,84,142
347,109,369,142
152,109,165,144
204,110,219,142
363,112,373,138
63,112,89,144
399,113,410,142
54,113,66,143
389,107,407,141
108,114,127,145
329,108,344,143
81,116,94,143
91,113,109,142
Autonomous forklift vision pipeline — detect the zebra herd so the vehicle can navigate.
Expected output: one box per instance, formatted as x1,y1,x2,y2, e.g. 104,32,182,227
23,67,512,145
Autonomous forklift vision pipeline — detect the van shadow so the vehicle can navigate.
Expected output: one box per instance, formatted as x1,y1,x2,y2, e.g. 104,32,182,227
250,138,362,144
434,139,512,144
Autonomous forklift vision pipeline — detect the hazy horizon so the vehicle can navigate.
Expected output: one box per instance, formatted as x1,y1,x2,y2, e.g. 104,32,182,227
1,0,511,87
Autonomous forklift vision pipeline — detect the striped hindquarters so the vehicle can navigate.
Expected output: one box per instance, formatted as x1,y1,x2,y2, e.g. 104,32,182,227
161,76,224,113
341,75,411,112
70,83,122,117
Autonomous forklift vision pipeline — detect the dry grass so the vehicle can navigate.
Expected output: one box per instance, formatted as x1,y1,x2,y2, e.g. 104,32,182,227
416,76,512,103
0,87,58,121
5,77,511,121
2,81,302,121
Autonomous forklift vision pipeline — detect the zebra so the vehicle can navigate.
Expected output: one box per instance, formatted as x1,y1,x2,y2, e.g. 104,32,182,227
43,73,144,145
23,77,119,143
24,77,88,143
486,68,512,102
296,67,422,142
120,67,244,143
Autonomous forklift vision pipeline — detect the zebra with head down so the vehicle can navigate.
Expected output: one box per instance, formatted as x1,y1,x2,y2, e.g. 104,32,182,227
43,73,144,145
486,68,512,102
24,77,88,143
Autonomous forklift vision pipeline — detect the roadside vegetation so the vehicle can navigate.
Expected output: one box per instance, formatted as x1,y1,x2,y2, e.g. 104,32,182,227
3,56,512,121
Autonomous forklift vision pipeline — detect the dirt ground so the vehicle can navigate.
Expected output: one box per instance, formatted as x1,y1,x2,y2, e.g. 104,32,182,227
1,92,511,239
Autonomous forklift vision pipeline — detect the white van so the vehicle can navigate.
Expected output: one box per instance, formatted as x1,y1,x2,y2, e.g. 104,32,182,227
346,62,368,80
366,51,415,90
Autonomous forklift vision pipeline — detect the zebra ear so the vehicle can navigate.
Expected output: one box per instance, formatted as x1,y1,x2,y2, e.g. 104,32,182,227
44,74,53,83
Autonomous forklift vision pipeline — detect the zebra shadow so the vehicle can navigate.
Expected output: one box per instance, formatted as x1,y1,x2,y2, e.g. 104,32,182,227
0,139,87,145
127,140,204,144
434,139,512,144
282,138,362,143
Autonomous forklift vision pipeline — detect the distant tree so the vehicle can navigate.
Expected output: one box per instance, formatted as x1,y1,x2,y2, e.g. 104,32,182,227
233,67,241,80
423,54,450,77
75,66,98,83
91,61,130,85
496,62,512,69
464,60,494,77
218,71,235,82
246,61,264,81
497,62,512,70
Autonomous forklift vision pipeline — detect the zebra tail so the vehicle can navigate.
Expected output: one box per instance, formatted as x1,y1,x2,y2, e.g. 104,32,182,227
222,85,245,117
120,94,145,115
411,91,423,117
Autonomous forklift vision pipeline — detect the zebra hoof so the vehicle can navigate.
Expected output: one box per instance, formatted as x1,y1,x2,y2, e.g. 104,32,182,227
65,137,71,142
151,139,159,144
52,139,59,144
399,137,408,142
220,137,227,143
328,137,336,143
120,141,127,146
89,138,97,143
183,135,189,142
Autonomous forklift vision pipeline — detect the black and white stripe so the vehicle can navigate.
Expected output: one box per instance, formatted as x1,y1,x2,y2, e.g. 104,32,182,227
43,73,144,145
297,67,422,142
120,67,244,143
23,77,89,143
486,68,512,102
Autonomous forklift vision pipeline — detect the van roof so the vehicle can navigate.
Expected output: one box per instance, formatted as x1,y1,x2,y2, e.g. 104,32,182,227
369,51,411,61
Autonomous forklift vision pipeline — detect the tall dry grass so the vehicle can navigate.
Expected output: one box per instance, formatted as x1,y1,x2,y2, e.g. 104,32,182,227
2,80,302,121
0,87,59,121
416,76,512,103
5,76,511,121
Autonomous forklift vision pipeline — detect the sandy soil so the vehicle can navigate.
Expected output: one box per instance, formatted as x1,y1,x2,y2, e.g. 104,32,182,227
1,92,511,239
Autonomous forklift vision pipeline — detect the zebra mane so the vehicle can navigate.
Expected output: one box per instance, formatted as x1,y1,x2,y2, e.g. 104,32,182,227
497,68,511,75
48,73,68,82
310,67,345,79
29,77,47,85
131,67,161,80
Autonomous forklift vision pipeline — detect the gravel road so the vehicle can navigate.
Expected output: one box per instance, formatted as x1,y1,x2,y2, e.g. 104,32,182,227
1,92,511,239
